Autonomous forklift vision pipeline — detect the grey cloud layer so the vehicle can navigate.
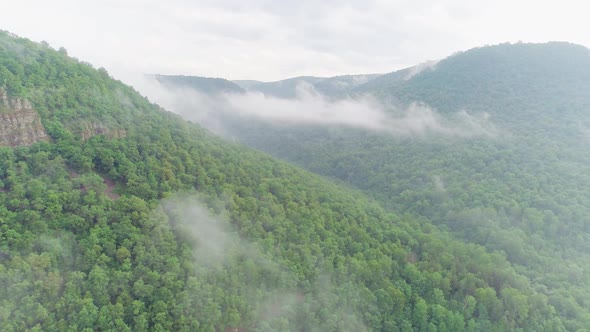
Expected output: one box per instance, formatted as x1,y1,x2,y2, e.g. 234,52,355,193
140,78,498,138
3,0,587,81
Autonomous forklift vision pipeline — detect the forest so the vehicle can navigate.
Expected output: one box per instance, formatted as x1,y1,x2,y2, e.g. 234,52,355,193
156,42,590,331
0,31,581,331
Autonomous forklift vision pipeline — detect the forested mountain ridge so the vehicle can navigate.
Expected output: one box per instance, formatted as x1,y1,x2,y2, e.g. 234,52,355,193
355,42,590,132
0,29,564,331
233,74,380,98
159,74,381,99
154,74,245,95
155,42,590,331
0,31,572,331
157,72,388,104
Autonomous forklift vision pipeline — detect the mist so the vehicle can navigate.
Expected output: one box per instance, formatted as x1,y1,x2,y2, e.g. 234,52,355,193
404,59,440,80
160,194,279,270
159,194,368,331
134,75,499,139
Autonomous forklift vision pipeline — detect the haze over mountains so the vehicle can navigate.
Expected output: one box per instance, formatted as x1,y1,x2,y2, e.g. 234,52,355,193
1,27,590,332
154,73,381,99
152,41,590,140
150,41,590,331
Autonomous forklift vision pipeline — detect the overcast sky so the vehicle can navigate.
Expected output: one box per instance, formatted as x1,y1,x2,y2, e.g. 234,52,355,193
1,0,588,81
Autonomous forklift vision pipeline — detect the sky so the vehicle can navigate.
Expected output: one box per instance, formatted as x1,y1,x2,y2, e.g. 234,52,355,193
1,0,589,81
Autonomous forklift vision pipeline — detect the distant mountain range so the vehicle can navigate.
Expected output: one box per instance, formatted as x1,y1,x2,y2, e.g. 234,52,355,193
234,74,381,98
155,73,381,98
153,74,245,94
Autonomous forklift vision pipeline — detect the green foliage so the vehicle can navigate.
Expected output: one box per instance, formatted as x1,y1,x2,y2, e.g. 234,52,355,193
0,32,571,331
207,42,590,331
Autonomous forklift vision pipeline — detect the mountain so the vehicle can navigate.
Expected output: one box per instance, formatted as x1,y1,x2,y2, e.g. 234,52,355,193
313,74,381,96
159,73,381,99
235,76,322,98
356,42,590,132
233,74,381,98
351,60,439,94
154,74,245,95
158,42,590,331
230,79,263,90
0,31,570,331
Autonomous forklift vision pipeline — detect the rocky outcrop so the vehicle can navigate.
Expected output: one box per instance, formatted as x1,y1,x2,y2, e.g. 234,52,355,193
78,122,126,140
0,89,48,146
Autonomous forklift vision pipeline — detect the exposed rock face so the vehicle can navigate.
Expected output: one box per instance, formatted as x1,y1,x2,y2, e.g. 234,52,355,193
79,122,126,140
0,89,48,146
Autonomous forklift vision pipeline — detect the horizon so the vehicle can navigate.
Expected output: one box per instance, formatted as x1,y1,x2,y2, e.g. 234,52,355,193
148,40,589,82
1,1,589,81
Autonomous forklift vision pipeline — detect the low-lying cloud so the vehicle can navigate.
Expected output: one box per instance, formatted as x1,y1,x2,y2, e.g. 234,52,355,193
136,76,498,138
161,195,279,271
160,194,368,331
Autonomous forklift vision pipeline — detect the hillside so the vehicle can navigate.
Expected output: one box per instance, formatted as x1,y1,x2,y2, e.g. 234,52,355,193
0,32,571,331
158,42,590,331
154,74,245,95
160,74,381,99
233,74,380,98
357,42,590,132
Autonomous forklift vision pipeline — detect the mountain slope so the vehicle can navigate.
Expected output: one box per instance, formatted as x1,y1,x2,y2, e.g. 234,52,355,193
160,73,381,99
0,32,571,331
0,33,563,331
164,42,590,331
357,42,590,132
233,74,380,98
154,74,245,95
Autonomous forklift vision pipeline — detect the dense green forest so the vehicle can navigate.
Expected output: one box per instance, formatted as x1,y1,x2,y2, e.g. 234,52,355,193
0,32,575,331
160,42,590,331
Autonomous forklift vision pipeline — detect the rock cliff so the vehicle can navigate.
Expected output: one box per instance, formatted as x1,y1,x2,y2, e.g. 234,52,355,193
0,89,48,146
78,122,127,140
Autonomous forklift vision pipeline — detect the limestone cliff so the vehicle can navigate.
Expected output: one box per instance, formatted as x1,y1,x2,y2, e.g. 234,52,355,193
0,89,48,146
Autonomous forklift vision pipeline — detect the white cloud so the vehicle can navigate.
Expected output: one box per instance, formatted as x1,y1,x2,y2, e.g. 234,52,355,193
141,78,498,138
1,0,588,82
